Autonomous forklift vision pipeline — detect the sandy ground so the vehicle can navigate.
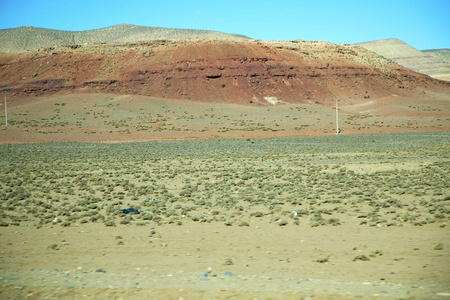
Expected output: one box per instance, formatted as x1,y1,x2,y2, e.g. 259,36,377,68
0,93,449,143
0,133,449,299
1,221,449,299
0,93,449,299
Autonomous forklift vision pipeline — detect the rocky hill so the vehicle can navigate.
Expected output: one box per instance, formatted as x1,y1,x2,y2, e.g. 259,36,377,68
356,39,450,81
0,24,250,52
3,24,449,82
1,39,449,106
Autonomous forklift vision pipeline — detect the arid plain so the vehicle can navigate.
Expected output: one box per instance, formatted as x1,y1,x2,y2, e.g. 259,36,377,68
0,132,449,299
1,30,450,299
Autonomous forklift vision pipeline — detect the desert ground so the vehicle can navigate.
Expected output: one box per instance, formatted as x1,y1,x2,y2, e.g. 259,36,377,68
0,92,449,143
1,36,450,299
0,130,449,299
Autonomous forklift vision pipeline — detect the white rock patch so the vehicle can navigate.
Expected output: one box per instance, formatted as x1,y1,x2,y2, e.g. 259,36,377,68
264,97,283,105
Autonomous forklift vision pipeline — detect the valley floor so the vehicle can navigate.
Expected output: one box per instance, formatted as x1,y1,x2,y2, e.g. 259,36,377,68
0,133,449,299
0,93,449,143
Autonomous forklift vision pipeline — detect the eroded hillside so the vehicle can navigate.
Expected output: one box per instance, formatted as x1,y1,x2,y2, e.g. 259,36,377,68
1,39,449,106
357,39,450,81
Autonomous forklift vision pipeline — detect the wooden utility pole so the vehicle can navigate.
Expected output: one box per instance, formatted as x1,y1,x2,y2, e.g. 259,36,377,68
335,95,339,134
2,91,7,126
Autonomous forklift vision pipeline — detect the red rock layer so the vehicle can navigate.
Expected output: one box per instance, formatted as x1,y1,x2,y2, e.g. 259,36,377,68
1,39,449,106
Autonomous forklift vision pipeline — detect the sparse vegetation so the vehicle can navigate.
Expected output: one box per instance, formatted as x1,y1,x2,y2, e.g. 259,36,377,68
0,132,448,228
353,255,370,261
0,25,250,52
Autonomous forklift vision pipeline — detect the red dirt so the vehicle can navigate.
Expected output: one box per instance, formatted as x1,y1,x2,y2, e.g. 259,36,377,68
1,39,449,106
0,92,449,144
0,39,449,143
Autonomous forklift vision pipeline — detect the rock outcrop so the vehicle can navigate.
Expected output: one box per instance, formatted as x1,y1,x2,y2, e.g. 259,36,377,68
1,39,449,106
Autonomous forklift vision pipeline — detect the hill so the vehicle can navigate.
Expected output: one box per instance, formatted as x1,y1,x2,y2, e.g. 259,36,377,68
3,24,449,82
1,39,449,107
0,38,449,142
423,49,450,63
356,39,450,81
0,24,250,52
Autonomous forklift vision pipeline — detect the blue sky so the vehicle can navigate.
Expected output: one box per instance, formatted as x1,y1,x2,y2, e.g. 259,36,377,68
0,0,449,50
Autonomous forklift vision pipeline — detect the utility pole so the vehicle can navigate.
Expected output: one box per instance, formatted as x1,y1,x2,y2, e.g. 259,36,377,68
335,95,339,135
2,91,7,126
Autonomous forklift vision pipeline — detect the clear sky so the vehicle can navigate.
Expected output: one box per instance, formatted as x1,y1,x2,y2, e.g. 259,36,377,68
0,0,449,50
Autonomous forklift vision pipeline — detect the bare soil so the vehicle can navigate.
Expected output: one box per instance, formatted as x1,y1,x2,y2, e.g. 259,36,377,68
1,222,449,299
1,39,449,107
0,92,449,144
0,133,449,299
0,39,449,300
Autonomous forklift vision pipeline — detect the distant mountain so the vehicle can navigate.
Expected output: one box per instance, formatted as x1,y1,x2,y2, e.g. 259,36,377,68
356,39,450,81
0,24,251,51
423,49,450,64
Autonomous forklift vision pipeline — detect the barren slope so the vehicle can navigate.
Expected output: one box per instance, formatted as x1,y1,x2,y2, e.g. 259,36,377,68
1,39,449,107
357,39,450,81
0,24,250,52
423,48,450,80
424,49,450,63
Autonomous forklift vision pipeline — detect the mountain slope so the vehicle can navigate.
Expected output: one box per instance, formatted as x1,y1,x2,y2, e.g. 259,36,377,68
423,49,450,63
356,39,450,81
1,39,449,106
0,24,250,51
